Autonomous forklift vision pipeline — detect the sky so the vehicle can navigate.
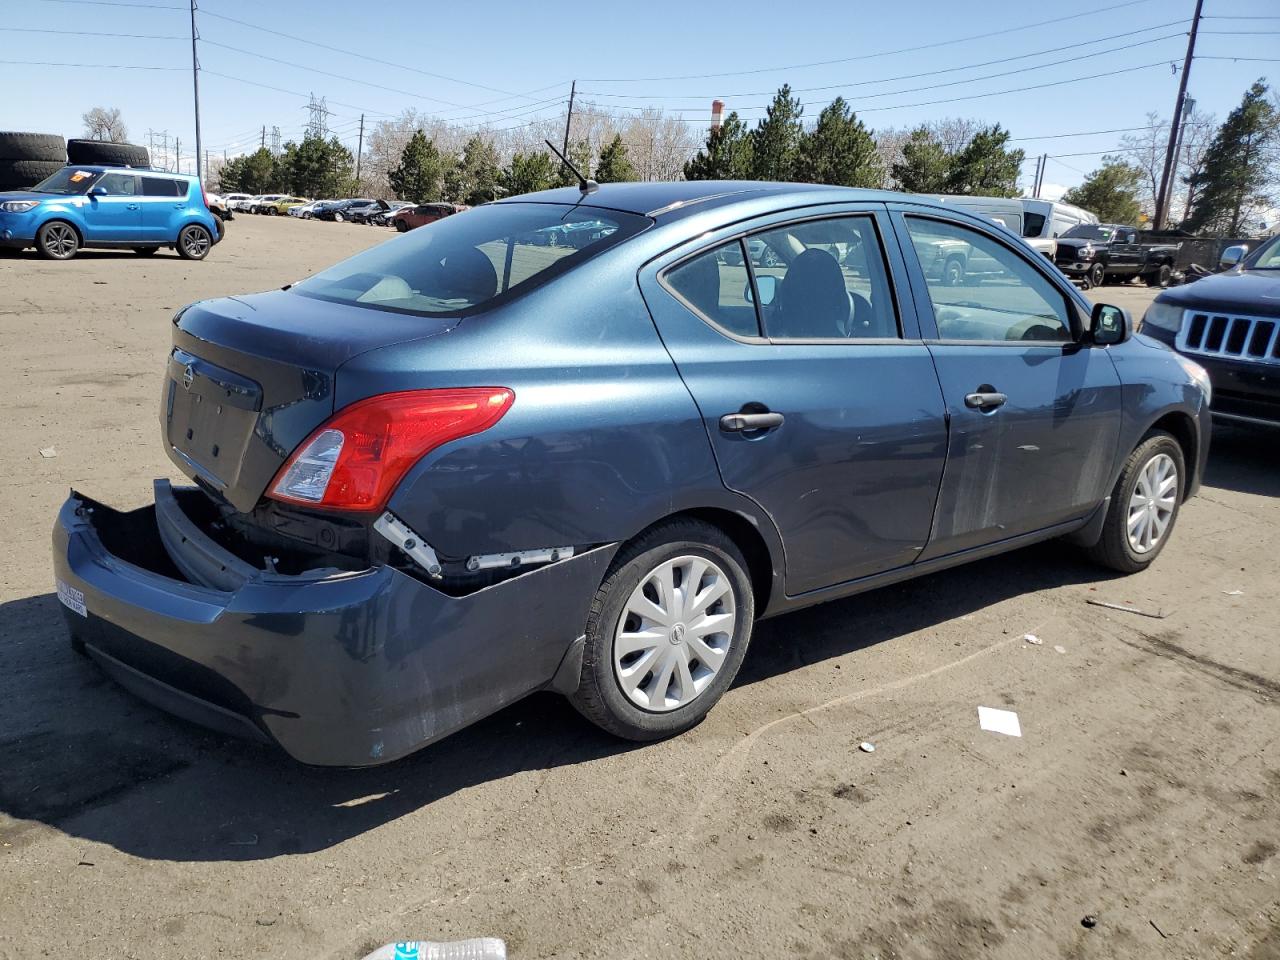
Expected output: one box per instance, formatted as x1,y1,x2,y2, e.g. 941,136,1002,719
3,0,1279,197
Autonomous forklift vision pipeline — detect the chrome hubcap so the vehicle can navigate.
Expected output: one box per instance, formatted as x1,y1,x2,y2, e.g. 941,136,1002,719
613,554,736,713
1127,453,1177,554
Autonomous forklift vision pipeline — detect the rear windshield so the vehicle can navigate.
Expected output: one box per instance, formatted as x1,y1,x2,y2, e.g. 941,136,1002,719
31,168,101,195
1061,224,1116,241
292,202,650,317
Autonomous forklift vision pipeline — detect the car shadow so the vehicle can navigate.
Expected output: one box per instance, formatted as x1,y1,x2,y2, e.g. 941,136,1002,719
0,250,185,261
0,436,1268,863
1203,422,1280,498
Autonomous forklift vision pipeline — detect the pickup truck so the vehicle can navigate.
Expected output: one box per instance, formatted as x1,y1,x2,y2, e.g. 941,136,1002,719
1054,223,1178,289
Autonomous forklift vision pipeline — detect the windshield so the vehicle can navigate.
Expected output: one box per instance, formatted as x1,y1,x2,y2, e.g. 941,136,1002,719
30,168,101,196
1061,224,1116,241
292,202,650,316
1245,235,1280,270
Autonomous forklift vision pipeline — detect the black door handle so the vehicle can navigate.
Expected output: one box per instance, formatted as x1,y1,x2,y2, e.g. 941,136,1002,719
720,411,785,433
964,391,1008,410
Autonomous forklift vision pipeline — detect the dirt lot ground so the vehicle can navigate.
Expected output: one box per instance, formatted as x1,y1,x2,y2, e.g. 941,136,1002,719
1,216,1276,960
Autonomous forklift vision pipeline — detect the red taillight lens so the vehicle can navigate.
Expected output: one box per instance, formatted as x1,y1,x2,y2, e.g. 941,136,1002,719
268,387,514,512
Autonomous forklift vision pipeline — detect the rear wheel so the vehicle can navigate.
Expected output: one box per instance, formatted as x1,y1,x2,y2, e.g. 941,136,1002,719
1145,263,1172,287
36,221,78,260
1086,431,1185,573
571,520,755,741
176,224,212,261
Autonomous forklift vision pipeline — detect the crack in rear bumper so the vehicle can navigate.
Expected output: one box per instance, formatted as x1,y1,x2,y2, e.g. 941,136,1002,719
52,489,616,766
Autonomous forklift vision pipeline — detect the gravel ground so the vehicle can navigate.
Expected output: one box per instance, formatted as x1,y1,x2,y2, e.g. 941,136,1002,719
1,216,1276,960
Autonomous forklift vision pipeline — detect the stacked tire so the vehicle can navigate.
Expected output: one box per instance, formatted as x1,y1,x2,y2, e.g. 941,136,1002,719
0,132,67,191
65,139,150,168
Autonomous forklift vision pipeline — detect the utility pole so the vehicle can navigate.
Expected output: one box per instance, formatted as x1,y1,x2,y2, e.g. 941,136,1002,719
1168,95,1196,225
1154,0,1203,231
355,113,365,184
261,126,266,150
1032,154,1045,198
560,80,576,171
189,0,203,182
175,137,181,173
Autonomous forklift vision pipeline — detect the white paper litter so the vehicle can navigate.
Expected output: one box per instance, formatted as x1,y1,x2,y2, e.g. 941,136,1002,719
977,707,1022,738
858,742,875,753
1023,634,1043,645
1053,645,1067,654
1223,590,1244,596
38,448,57,459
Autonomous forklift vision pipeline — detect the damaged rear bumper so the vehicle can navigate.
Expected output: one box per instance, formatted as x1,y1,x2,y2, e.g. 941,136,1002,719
51,482,616,766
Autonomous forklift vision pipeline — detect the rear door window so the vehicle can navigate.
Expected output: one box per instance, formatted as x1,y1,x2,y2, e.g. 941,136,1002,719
141,178,182,197
98,172,139,196
664,241,760,339
749,216,900,340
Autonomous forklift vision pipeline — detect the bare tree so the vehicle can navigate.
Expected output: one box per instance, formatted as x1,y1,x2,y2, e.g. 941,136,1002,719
1172,108,1217,226
1119,112,1167,218
82,106,129,143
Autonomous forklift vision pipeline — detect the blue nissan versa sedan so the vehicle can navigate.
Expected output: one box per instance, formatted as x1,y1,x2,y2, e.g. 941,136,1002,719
0,165,219,260
51,181,1211,766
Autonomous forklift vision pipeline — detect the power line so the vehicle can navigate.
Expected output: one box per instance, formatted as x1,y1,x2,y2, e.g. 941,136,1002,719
28,0,184,8
0,26,185,39
582,0,1159,81
1197,55,1280,62
0,57,183,69
1008,125,1155,142
580,20,1189,101
198,9,543,103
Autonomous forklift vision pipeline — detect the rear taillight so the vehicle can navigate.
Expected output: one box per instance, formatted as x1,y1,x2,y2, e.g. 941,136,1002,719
268,388,514,512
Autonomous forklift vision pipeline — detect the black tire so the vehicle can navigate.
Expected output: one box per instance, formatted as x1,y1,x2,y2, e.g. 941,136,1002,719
0,131,66,162
36,220,79,260
394,219,409,232
132,246,159,256
943,256,965,286
1089,262,1106,288
65,139,149,167
1086,430,1185,574
332,211,345,222
0,159,65,190
571,519,756,741
267,207,278,216
1145,263,1172,288
176,223,212,261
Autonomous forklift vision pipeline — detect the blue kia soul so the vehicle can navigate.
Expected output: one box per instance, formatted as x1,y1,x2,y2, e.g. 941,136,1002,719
0,165,220,260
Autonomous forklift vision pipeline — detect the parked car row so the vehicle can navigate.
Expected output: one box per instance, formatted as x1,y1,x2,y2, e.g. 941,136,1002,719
213,193,467,231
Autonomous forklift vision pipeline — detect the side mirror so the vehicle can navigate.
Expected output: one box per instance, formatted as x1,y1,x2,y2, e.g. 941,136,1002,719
1091,303,1131,346
1219,244,1248,270
88,185,107,197
744,274,777,307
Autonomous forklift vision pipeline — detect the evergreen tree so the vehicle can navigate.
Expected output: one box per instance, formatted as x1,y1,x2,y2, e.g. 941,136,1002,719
944,124,1025,197
793,97,883,187
683,111,753,180
500,151,556,197
1062,157,1144,224
388,130,445,203
285,134,354,198
444,135,501,205
594,134,637,183
1184,80,1279,236
240,147,277,193
749,85,804,181
891,128,951,193
554,139,593,188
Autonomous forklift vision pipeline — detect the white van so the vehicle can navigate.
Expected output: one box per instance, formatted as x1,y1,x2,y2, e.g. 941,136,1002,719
917,195,1057,259
1020,199,1099,256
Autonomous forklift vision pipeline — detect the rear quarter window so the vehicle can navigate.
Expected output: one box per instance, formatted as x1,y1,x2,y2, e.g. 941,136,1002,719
141,178,183,197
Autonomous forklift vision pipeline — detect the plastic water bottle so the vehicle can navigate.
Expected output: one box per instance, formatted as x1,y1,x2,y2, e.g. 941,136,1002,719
359,940,507,960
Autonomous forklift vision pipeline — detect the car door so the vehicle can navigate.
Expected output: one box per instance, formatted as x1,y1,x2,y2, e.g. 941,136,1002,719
640,207,949,596
81,171,141,241
1108,228,1141,276
892,208,1123,560
137,176,185,241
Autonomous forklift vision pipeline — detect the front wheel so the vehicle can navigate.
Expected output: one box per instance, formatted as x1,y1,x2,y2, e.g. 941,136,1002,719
177,224,212,261
332,212,345,222
1086,431,1185,573
394,220,408,233
571,520,755,741
1089,262,1106,288
36,221,79,260
943,257,965,286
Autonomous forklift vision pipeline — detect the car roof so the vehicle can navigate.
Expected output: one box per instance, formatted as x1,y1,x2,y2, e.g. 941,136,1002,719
497,180,905,220
71,164,198,181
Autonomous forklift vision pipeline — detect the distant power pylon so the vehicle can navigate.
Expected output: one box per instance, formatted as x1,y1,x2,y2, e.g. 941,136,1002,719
270,126,282,157
306,93,330,139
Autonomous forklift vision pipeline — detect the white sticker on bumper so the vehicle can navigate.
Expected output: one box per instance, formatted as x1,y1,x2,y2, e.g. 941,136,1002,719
57,579,87,617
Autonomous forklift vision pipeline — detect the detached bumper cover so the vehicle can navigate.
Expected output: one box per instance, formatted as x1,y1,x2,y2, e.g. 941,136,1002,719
52,491,615,766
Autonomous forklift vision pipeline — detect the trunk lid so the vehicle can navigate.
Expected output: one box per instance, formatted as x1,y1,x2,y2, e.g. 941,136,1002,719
163,289,459,512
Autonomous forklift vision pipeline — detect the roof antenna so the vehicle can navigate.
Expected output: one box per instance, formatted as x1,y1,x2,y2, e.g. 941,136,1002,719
544,139,598,195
